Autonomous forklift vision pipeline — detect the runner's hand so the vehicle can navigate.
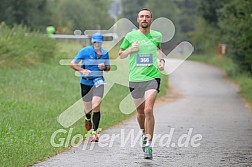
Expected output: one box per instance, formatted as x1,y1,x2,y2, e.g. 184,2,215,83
98,63,106,70
130,42,139,53
158,61,165,71
81,69,91,76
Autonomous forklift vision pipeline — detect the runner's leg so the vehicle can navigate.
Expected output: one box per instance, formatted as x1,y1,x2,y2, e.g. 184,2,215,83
91,85,104,131
81,84,93,131
92,96,102,131
133,98,145,132
144,89,157,141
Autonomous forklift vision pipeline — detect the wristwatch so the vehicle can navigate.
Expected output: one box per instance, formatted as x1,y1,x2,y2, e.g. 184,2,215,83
160,59,165,63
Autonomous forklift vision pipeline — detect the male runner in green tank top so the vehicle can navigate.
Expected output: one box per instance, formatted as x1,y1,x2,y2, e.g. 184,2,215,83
119,8,165,159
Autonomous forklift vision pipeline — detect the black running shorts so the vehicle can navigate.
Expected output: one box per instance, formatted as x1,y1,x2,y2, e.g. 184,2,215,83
80,84,104,102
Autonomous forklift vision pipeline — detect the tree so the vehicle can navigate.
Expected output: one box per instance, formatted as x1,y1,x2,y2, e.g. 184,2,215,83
0,0,48,30
47,0,114,33
144,0,183,52
120,0,145,26
218,0,252,74
190,0,227,54
198,0,226,27
174,0,200,39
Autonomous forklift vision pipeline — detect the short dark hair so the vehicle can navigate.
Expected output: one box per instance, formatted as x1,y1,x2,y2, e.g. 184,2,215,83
138,8,153,18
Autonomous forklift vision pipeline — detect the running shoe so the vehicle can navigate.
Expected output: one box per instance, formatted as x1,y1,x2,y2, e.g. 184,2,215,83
90,130,99,142
144,146,153,159
84,117,92,131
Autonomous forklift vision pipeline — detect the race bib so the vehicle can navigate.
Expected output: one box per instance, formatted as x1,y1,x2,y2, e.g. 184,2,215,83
93,78,106,88
136,54,153,66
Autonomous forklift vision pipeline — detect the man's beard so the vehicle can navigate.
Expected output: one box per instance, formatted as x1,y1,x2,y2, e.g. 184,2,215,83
141,22,149,28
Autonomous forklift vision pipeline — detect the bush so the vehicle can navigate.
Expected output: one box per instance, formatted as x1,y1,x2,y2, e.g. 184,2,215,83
0,22,56,67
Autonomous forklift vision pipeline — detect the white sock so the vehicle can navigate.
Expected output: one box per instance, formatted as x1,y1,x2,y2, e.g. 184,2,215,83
142,131,146,136
146,140,152,147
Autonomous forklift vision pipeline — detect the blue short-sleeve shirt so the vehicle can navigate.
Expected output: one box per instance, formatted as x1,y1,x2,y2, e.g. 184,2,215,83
73,46,110,86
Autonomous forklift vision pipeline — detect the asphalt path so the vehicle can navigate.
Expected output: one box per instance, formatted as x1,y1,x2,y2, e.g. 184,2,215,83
34,60,252,167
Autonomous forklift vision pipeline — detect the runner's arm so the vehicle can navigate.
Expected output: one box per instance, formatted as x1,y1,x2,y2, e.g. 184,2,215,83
103,52,111,72
103,65,110,72
70,60,84,72
157,48,165,71
157,49,165,64
70,60,90,76
119,42,139,59
119,48,131,59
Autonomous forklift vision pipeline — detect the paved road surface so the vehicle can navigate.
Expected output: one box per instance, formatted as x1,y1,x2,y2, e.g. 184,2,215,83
34,60,252,167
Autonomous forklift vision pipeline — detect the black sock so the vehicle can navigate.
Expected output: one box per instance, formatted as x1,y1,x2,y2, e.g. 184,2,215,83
86,113,91,120
92,111,101,131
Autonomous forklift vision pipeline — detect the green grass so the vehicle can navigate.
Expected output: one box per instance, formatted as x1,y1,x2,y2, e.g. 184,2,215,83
236,75,252,105
0,40,168,167
188,55,252,109
0,63,79,166
0,23,56,67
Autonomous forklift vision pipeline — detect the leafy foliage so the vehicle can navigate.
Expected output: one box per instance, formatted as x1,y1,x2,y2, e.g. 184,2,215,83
218,0,252,74
0,0,251,74
120,0,146,26
0,0,49,30
190,18,220,54
48,0,114,32
196,0,252,74
198,0,226,27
